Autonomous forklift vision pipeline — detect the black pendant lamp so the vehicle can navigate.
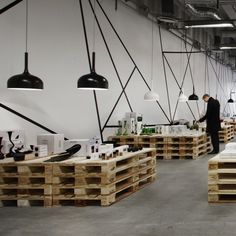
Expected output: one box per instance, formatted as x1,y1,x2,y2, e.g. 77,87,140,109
77,52,108,90
7,0,43,90
7,52,43,90
188,86,199,100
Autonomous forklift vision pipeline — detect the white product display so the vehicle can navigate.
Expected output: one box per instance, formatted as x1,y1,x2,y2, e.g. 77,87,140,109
64,139,87,156
65,137,101,157
37,134,64,155
99,143,114,155
34,145,48,158
65,139,90,157
113,145,129,154
0,130,25,154
155,125,197,136
124,112,143,135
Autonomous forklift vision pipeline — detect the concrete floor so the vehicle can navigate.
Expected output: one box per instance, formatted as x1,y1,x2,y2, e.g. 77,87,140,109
1,143,236,236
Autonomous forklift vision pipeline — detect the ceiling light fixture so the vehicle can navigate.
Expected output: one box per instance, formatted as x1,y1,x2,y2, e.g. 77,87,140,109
7,0,43,90
188,88,199,101
228,92,235,103
77,0,108,91
144,17,159,101
185,22,234,29
179,90,188,102
77,52,108,90
220,46,236,50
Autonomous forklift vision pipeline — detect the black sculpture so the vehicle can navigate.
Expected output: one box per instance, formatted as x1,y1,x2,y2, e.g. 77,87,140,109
0,137,5,160
6,131,15,158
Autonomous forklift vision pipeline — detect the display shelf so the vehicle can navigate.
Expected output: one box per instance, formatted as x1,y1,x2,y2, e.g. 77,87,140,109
109,133,211,160
0,148,156,207
219,125,234,143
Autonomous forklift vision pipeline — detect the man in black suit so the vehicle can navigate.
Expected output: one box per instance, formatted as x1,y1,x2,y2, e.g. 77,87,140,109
198,94,221,154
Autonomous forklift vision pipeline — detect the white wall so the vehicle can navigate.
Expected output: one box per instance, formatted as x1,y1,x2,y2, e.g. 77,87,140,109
0,0,235,145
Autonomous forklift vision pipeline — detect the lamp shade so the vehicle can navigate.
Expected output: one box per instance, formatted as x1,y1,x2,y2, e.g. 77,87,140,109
188,93,199,101
77,52,108,90
77,71,108,90
7,53,43,90
179,91,188,102
144,90,159,101
228,98,234,103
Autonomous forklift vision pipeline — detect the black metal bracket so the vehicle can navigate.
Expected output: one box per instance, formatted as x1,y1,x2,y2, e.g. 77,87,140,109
0,0,23,15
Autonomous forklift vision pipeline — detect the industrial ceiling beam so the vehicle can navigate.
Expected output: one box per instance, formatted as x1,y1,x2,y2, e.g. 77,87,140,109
0,0,23,15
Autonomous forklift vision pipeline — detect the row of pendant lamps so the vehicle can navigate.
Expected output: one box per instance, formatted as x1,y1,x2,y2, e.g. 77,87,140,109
144,88,199,102
7,51,109,91
7,52,199,102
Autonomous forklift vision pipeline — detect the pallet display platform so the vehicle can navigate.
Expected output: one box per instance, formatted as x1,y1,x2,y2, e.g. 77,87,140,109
109,133,211,160
219,125,234,143
208,154,236,203
0,148,156,207
224,121,236,135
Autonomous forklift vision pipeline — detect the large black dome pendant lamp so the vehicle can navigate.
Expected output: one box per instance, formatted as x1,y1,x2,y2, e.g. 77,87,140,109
77,51,108,90
77,0,108,91
7,0,43,90
7,52,43,90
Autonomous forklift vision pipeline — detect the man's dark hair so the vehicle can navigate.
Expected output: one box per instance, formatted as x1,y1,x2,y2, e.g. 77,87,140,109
202,94,210,99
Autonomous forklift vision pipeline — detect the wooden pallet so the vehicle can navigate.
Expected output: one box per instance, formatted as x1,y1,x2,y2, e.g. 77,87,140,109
109,134,210,160
224,121,236,134
74,174,156,206
219,125,234,143
52,149,156,206
0,148,156,207
208,154,236,203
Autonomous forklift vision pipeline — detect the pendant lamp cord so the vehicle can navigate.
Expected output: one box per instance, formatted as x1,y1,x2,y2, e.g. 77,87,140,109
92,0,96,52
150,17,154,90
25,0,28,52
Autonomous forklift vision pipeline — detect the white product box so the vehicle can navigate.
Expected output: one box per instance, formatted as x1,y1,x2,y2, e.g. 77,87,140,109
99,144,114,158
37,134,64,155
113,145,129,154
34,145,48,152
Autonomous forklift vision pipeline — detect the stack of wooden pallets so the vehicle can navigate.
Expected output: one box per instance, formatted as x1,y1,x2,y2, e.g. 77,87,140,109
0,158,52,207
109,134,211,160
0,148,156,207
219,125,234,143
208,155,236,203
224,121,236,134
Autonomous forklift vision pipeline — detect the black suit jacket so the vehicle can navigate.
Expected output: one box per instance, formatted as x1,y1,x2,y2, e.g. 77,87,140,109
199,97,221,133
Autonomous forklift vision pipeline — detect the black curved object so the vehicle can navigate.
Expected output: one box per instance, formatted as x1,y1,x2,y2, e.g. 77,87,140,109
13,153,25,162
6,131,15,158
0,137,4,160
44,144,81,162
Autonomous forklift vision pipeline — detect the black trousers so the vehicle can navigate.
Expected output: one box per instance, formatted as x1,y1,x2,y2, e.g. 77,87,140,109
210,131,219,153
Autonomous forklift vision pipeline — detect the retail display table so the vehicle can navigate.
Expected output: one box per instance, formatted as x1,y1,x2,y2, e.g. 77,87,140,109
0,148,156,207
108,133,212,160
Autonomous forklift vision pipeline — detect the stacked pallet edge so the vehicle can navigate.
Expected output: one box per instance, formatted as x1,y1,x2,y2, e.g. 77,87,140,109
219,125,234,143
109,134,212,160
0,148,156,207
208,155,236,203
